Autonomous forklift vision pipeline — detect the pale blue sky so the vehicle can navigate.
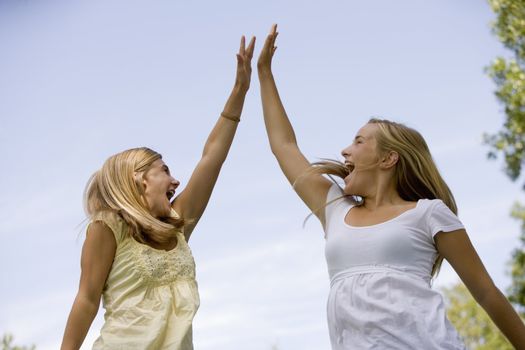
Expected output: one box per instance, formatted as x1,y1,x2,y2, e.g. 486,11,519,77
0,1,523,349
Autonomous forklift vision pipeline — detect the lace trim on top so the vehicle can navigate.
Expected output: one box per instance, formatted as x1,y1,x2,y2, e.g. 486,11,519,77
130,232,196,285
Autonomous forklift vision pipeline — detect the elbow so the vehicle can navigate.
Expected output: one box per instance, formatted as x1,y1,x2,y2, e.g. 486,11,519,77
270,144,285,158
473,281,502,307
76,290,102,315
270,144,281,156
200,144,228,165
200,154,226,170
270,140,297,157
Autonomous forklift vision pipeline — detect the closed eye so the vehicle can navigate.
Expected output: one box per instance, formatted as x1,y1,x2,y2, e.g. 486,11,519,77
353,136,365,145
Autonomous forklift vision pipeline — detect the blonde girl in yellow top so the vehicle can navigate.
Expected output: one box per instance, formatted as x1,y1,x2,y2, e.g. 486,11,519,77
61,35,256,350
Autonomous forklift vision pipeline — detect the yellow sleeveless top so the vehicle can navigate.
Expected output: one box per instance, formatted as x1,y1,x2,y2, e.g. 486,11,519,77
90,209,199,350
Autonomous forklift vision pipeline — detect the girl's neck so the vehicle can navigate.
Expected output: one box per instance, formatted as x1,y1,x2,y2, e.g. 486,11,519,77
361,183,407,211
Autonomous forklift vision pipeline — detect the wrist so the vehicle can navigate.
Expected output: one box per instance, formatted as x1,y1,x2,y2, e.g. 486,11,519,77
220,111,241,123
232,83,249,95
257,67,273,79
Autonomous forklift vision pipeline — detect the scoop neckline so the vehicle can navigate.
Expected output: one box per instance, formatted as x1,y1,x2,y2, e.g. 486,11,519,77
130,232,183,253
342,199,422,229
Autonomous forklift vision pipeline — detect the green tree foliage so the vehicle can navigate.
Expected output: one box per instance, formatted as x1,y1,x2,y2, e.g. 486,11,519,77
486,0,525,312
485,0,525,183
509,202,525,315
1,334,35,350
443,283,513,349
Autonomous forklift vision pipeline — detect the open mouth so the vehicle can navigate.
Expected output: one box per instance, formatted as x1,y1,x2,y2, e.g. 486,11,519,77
345,162,355,174
166,189,175,201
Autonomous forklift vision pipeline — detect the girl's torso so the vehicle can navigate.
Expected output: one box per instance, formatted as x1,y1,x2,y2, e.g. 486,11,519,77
323,184,466,350
90,210,199,350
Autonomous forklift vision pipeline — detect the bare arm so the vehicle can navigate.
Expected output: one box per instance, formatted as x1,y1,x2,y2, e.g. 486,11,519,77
436,229,525,348
173,36,255,240
61,222,116,350
257,24,331,224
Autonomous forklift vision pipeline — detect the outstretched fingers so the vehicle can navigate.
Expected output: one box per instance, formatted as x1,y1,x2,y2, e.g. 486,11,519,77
239,35,246,57
238,35,256,62
268,24,278,52
246,36,256,59
257,24,278,72
234,34,256,91
260,24,278,61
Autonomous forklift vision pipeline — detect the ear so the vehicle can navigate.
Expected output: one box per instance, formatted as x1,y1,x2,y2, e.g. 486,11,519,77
134,171,147,192
380,151,399,169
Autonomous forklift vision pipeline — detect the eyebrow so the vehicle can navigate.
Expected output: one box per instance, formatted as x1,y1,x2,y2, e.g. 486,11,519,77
354,135,365,141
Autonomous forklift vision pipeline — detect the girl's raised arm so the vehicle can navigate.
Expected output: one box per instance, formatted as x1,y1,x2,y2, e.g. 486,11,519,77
173,35,256,240
258,24,331,225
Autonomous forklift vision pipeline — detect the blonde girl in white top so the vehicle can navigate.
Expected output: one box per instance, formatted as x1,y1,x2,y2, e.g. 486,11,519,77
61,34,255,350
257,24,525,349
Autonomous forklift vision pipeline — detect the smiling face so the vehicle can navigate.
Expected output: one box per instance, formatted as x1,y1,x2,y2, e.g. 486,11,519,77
140,159,180,218
340,123,382,196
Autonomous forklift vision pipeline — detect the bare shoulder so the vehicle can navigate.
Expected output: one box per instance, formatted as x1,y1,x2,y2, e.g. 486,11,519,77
85,221,117,249
78,220,118,301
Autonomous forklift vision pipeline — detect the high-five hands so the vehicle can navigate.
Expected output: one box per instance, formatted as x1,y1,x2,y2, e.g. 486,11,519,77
235,35,256,92
257,24,278,75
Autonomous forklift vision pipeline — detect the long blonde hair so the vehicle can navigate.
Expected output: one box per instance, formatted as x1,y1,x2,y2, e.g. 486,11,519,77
313,118,457,278
84,147,184,244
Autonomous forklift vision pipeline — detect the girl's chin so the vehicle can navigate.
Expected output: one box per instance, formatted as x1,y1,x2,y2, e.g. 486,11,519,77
161,207,172,218
342,185,360,197
150,206,172,219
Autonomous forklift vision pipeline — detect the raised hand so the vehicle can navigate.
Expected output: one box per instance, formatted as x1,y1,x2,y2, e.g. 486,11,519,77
257,24,278,75
234,35,256,93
